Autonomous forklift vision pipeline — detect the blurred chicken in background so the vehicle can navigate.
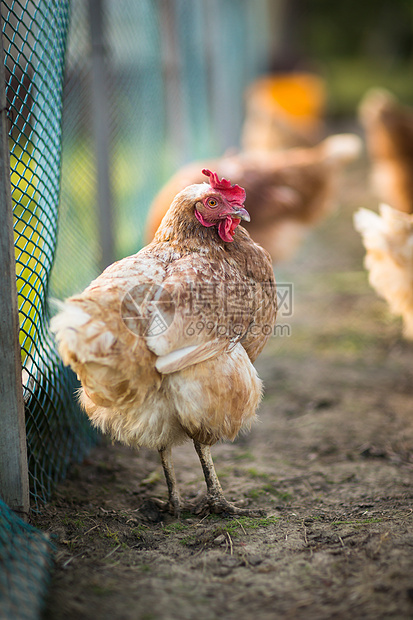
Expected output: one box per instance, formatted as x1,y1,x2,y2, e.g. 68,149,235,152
359,89,413,214
354,204,413,339
146,133,361,262
355,90,413,338
241,72,326,152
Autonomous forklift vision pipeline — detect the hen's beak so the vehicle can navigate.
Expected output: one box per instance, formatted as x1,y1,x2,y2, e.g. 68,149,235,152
232,206,250,222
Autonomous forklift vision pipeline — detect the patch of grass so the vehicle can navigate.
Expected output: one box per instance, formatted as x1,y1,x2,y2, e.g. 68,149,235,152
131,524,150,535
261,485,293,502
180,534,197,546
245,479,292,503
215,468,231,479
247,489,266,500
102,526,121,545
317,330,380,355
163,521,190,533
222,515,281,536
245,467,271,480
244,515,281,528
232,450,255,462
179,514,282,547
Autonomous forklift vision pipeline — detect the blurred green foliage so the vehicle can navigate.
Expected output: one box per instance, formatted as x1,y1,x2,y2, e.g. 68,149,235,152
303,0,413,61
288,0,413,113
323,58,413,115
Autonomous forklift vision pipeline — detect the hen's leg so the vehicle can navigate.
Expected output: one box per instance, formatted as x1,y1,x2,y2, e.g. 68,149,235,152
193,440,265,517
159,447,181,517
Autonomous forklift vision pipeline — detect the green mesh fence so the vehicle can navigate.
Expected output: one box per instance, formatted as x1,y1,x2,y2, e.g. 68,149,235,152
3,0,97,510
1,0,272,615
0,497,54,619
1,2,97,615
0,1,98,615
50,0,101,299
107,0,272,258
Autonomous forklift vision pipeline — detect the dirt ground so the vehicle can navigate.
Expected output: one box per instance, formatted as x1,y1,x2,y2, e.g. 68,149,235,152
34,158,413,620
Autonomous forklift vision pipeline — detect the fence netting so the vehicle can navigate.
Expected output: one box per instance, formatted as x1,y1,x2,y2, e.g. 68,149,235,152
3,0,97,511
0,497,54,619
1,0,271,616
1,0,96,616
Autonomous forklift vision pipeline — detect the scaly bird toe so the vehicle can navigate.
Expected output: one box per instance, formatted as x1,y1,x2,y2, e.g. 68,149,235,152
192,493,265,518
207,494,266,517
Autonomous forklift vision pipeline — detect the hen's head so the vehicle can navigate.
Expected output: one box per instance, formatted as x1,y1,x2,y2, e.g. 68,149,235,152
155,169,250,245
189,169,249,242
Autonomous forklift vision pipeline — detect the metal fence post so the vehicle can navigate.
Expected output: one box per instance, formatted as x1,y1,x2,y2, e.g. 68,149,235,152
88,0,114,270
0,22,30,516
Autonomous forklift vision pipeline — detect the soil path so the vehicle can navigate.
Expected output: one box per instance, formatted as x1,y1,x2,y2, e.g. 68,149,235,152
36,160,413,620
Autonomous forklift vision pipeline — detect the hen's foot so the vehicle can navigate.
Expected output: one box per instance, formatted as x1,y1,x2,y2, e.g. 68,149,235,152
138,496,182,521
168,495,182,518
194,493,265,518
149,496,181,518
158,447,182,517
192,440,266,518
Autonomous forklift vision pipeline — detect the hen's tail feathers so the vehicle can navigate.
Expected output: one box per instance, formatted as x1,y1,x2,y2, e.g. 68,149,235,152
322,133,363,165
50,302,115,367
354,204,413,339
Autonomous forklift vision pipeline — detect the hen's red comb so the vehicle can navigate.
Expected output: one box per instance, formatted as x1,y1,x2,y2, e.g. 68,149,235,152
202,169,246,206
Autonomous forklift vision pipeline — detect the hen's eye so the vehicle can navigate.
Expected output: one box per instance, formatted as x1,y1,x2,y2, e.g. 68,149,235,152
208,198,218,208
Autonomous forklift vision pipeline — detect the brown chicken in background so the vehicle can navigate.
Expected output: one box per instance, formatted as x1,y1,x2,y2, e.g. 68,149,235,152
241,72,326,152
359,89,413,214
51,170,276,517
146,134,362,262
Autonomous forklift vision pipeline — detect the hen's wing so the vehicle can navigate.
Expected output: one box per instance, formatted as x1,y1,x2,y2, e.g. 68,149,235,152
146,245,275,371
52,238,275,393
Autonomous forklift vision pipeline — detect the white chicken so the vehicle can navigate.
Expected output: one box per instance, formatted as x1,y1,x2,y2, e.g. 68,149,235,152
354,204,413,338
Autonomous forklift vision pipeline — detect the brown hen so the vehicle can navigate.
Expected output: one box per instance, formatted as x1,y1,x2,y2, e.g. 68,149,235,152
359,89,413,214
145,134,361,262
51,170,276,517
241,72,327,152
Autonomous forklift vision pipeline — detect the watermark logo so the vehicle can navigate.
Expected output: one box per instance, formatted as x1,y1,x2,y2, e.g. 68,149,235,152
121,283,174,336
277,283,293,318
120,281,293,338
